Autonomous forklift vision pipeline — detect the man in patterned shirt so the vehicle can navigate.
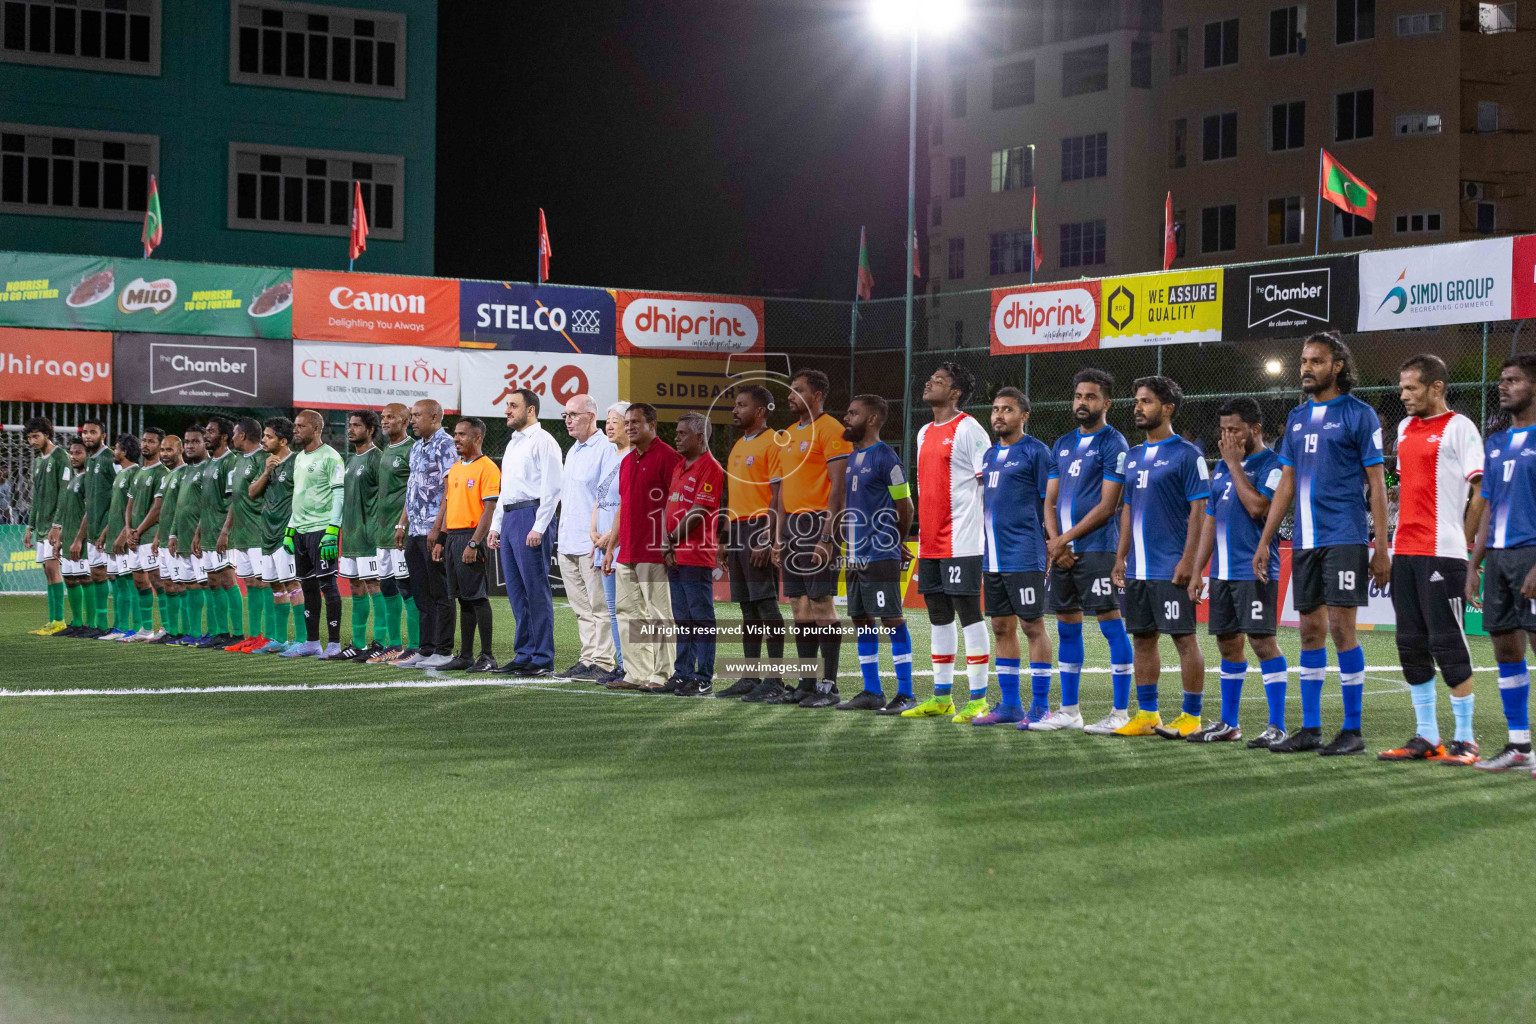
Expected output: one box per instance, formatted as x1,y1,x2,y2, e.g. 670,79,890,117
395,399,459,668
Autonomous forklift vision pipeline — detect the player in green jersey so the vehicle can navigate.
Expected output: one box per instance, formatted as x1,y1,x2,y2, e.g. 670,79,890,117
249,417,302,654
95,434,141,640
55,440,97,637
142,433,187,642
167,426,212,645
80,417,114,630
23,416,69,634
218,417,272,651
122,427,169,642
366,402,418,662
190,416,240,646
327,409,382,662
281,410,346,658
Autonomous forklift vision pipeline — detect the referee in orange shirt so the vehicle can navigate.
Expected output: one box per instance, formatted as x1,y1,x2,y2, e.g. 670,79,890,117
430,418,501,673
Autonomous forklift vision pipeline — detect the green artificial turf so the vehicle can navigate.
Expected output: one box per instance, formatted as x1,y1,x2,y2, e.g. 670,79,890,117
3,594,1534,1023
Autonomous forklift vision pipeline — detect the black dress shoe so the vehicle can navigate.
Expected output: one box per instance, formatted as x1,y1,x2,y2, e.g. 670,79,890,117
466,654,500,673
716,677,759,698
437,656,473,671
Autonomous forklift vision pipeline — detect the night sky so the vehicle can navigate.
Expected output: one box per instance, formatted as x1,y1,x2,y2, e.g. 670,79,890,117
435,0,938,300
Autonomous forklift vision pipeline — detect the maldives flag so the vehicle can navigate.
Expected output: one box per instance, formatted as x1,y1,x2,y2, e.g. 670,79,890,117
349,181,369,261
1031,186,1043,270
1163,191,1176,271
141,174,162,258
856,226,873,300
1319,149,1377,221
538,208,553,284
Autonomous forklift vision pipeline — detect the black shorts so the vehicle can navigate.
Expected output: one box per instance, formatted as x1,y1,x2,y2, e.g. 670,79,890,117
443,530,490,603
726,516,779,603
1207,578,1279,636
846,559,904,619
983,570,1047,620
1048,550,1120,614
1391,554,1472,686
1291,544,1370,612
293,529,337,581
1481,547,1536,635
1124,578,1196,636
781,511,838,599
916,555,982,596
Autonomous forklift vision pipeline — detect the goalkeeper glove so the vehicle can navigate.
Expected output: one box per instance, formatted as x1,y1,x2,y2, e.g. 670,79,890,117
319,525,339,561
282,527,295,554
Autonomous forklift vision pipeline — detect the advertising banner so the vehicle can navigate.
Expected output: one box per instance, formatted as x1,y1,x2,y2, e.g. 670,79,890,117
459,280,617,354
989,281,1101,354
1098,268,1223,348
113,333,292,407
0,252,293,338
619,356,752,423
0,327,113,403
1512,235,1536,320
460,348,619,419
1,525,46,593
1221,256,1359,341
292,270,459,347
616,291,765,359
1358,237,1513,330
292,340,461,412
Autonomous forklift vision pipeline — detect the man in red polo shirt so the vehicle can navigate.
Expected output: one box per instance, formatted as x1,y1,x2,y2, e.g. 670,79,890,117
662,412,725,697
602,402,683,690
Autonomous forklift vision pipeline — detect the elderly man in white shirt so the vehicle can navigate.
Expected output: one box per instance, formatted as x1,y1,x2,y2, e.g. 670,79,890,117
554,394,619,680
486,388,563,675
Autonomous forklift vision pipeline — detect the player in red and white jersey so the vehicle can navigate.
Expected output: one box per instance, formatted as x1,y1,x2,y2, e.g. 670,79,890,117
1380,354,1487,764
902,362,993,722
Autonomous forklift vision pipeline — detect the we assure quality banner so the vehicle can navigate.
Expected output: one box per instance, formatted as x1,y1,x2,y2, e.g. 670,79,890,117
459,349,618,419
0,252,292,338
1099,269,1222,348
459,280,616,354
292,340,460,412
113,333,293,407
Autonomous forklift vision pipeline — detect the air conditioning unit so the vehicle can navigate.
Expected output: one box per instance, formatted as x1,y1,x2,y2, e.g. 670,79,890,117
1464,180,1487,202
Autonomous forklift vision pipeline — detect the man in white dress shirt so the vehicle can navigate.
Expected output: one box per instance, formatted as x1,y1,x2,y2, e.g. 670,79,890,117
555,394,620,680
487,389,564,676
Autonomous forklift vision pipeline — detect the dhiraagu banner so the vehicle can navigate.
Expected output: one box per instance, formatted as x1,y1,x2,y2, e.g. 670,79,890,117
1099,268,1223,348
1,525,46,593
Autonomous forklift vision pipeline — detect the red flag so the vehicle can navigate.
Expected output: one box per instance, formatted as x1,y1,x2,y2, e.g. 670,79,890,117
1031,187,1043,271
1163,191,1176,271
911,228,921,278
856,226,873,301
538,208,553,284
349,181,369,262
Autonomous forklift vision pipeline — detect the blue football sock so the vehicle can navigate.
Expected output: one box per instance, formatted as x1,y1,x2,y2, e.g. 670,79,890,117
1136,682,1158,714
1410,679,1440,745
1101,618,1133,711
891,623,914,697
1219,660,1246,726
1030,662,1052,710
1300,647,1326,730
1451,692,1475,744
1338,645,1365,732
1260,655,1288,730
1182,690,1203,717
1498,660,1531,745
1057,621,1084,709
856,626,882,694
997,657,1022,707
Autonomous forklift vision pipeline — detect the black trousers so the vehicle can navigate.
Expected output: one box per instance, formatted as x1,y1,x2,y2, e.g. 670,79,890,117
406,533,454,656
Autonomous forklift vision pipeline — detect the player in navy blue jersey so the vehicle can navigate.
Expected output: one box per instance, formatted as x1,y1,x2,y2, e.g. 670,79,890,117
1186,397,1288,746
1043,369,1136,735
1468,354,1536,773
1109,376,1210,739
970,388,1056,727
1254,332,1391,756
821,394,916,712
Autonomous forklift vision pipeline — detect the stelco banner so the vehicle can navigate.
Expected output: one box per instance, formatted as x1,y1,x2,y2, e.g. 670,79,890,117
0,252,292,338
989,281,1101,354
1221,256,1360,341
1358,237,1513,330
113,333,292,407
292,271,460,347
616,291,765,359
1099,269,1223,348
459,349,618,419
0,327,112,403
459,280,616,354
292,340,461,412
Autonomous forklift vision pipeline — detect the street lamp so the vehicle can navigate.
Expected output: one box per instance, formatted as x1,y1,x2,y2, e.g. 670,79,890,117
871,0,964,460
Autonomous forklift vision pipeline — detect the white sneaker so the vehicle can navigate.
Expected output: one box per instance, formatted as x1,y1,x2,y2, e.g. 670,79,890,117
146,628,166,642
1030,709,1085,731
1083,709,1130,736
123,629,154,642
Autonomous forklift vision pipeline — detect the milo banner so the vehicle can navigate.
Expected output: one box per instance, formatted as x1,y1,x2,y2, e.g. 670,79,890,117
113,333,293,407
1,525,45,593
0,251,292,338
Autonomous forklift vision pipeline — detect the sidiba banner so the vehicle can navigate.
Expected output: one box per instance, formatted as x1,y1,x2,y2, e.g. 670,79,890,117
0,251,292,338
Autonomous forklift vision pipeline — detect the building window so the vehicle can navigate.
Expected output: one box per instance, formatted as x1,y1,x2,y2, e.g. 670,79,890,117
931,199,942,227
1393,210,1442,233
947,237,965,280
948,155,966,199
1335,88,1374,141
1169,118,1187,167
990,229,1033,276
1170,27,1189,74
1061,132,1108,181
229,142,403,239
1336,0,1375,43
952,320,965,349
1062,44,1109,96
1269,5,1307,54
1267,196,1303,245
1478,2,1517,32
1271,100,1305,150
1332,210,1372,238
1201,204,1238,252
0,0,160,75
992,59,1034,109
1478,101,1500,132
1131,41,1152,87
1476,201,1497,233
231,1,406,98
990,146,1033,192
1059,220,1106,267
1395,112,1444,136
1396,11,1444,34
1204,17,1239,67
0,123,155,220
1202,112,1238,160
949,71,967,117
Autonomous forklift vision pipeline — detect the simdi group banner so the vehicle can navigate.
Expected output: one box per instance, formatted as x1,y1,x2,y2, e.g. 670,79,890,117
0,251,292,338
0,327,113,403
459,280,617,354
292,340,461,412
113,333,293,407
1220,256,1359,341
292,270,460,347
989,281,1101,354
616,291,765,359
459,348,619,419
1357,237,1513,330
1099,268,1223,348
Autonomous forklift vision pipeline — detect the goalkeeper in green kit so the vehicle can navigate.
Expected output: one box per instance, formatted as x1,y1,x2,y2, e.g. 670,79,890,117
279,410,347,659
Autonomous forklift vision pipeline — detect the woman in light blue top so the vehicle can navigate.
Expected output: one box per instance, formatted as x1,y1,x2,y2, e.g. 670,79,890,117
592,401,630,671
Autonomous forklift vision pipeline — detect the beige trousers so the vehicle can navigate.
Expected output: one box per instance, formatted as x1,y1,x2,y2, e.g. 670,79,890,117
615,561,674,686
560,552,616,671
